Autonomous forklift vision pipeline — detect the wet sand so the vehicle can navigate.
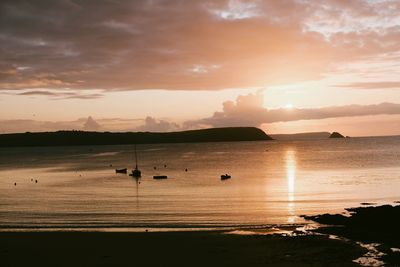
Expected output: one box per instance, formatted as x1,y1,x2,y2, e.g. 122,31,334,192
0,231,365,267
3,204,399,266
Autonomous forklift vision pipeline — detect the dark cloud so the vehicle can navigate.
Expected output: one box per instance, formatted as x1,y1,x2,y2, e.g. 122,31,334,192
18,90,56,96
63,93,103,99
185,92,400,128
1,0,399,91
14,90,103,99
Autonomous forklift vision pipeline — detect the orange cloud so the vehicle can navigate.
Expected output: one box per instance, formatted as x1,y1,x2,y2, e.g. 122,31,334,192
1,0,399,91
185,92,400,128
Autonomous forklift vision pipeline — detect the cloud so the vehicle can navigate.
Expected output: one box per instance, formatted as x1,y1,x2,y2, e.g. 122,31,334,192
185,92,400,128
134,116,180,132
337,81,400,90
0,119,84,133
0,116,179,134
2,96,400,134
18,90,56,96
83,116,101,131
14,90,104,99
1,0,399,91
0,117,100,133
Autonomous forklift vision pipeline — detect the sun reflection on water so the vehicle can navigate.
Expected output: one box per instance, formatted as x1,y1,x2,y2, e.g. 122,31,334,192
285,150,296,223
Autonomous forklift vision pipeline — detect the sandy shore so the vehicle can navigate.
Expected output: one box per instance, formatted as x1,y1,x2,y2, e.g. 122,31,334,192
3,205,399,266
1,231,365,267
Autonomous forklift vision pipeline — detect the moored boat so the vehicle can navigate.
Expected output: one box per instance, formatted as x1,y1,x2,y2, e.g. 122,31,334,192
131,145,141,178
221,174,231,180
115,168,127,174
153,175,168,179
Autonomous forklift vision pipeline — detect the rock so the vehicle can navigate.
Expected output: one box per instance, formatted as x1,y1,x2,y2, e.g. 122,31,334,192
329,132,345,138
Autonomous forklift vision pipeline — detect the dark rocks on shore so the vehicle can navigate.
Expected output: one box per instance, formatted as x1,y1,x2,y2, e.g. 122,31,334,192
302,205,400,245
302,205,400,266
329,132,345,138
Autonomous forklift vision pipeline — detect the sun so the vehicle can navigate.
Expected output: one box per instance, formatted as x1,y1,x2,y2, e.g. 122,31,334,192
284,103,294,109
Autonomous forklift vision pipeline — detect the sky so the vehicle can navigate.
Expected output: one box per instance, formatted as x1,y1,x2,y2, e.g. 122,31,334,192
0,0,400,136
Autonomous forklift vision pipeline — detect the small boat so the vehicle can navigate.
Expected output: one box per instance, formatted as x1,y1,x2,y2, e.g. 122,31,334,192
131,168,141,177
115,168,127,174
153,175,168,179
221,174,231,180
131,145,141,178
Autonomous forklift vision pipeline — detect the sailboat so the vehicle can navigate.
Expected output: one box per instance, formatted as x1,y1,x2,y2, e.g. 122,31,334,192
131,145,141,178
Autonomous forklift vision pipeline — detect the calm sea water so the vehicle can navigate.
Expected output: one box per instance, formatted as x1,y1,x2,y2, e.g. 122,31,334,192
0,137,399,231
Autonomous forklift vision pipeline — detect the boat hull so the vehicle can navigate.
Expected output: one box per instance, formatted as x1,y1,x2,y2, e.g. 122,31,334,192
115,168,127,174
153,175,168,179
131,169,141,177
221,175,231,180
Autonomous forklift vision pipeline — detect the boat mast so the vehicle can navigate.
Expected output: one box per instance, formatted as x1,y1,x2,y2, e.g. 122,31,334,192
134,144,138,169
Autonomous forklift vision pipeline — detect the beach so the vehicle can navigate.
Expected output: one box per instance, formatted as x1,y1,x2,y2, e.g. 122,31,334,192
3,204,399,266
1,231,365,267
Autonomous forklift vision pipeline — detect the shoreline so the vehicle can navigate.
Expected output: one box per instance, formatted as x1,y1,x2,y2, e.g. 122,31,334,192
303,204,400,266
1,230,365,267
0,223,307,233
1,205,399,266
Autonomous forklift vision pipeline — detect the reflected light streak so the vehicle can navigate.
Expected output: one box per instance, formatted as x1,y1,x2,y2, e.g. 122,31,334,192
286,150,296,201
285,150,297,223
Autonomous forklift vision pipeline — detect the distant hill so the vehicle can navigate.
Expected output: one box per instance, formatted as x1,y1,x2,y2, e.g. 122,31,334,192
329,132,345,138
271,132,331,141
0,127,273,147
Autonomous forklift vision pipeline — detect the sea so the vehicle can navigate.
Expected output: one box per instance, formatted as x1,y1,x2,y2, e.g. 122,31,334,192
0,136,399,231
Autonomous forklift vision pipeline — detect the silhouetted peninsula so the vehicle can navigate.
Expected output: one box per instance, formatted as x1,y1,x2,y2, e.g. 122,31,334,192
0,127,272,147
329,132,345,138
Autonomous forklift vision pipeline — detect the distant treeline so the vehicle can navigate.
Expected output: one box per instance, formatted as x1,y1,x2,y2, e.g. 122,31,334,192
0,127,273,147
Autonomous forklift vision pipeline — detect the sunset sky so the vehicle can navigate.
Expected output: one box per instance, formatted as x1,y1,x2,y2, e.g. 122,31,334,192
1,0,400,136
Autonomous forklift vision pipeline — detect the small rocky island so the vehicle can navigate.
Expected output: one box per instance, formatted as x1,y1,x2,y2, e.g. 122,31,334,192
329,132,345,138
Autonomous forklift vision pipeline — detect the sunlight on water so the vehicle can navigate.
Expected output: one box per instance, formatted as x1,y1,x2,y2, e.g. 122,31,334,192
286,150,296,201
0,137,400,231
286,150,296,223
